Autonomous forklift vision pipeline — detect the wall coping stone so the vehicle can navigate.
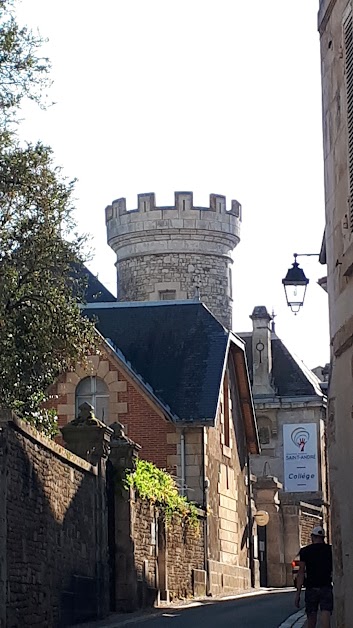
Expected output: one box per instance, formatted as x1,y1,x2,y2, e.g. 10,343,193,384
2,412,97,475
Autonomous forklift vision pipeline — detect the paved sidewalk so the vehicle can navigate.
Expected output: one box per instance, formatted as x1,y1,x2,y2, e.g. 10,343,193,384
72,588,295,628
278,610,306,628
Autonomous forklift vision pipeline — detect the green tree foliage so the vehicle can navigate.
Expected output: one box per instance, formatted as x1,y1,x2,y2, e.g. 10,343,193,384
0,0,51,127
0,1,97,433
0,140,96,424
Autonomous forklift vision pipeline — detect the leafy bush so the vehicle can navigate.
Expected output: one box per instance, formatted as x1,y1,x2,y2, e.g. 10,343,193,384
125,459,199,526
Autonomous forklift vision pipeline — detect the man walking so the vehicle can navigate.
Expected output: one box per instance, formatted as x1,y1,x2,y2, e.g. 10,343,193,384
295,525,333,628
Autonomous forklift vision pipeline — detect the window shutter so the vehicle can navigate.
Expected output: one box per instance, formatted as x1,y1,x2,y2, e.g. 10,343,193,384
344,12,353,230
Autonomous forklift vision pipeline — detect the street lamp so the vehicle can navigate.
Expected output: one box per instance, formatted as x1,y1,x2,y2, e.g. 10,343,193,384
282,253,318,314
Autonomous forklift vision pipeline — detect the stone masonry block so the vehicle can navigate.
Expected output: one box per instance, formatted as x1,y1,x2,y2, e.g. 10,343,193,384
57,404,74,416
117,402,128,414
219,528,237,543
167,432,179,445
185,431,202,444
103,370,119,385
185,464,202,477
166,455,179,467
97,361,110,379
66,393,75,407
219,518,238,533
218,506,239,523
220,539,238,555
220,551,237,566
219,495,237,512
109,380,127,392
66,372,80,385
87,355,100,370
58,382,74,395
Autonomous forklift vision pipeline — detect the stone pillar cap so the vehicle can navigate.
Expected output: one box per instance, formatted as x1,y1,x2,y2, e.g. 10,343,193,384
250,306,272,321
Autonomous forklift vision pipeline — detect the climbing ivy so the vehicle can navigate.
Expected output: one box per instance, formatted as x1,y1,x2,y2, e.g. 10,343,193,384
125,459,199,527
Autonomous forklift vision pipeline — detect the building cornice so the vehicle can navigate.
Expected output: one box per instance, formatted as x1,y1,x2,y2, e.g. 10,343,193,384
254,396,326,411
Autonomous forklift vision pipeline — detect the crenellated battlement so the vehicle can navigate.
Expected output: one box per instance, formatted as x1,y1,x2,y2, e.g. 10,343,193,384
105,191,242,329
105,191,242,222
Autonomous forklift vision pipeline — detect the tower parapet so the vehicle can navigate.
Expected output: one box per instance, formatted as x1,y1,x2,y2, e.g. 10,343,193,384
105,192,242,328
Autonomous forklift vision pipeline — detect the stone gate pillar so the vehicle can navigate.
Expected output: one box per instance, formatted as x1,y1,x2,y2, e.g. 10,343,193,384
254,476,286,587
108,422,141,612
61,403,113,619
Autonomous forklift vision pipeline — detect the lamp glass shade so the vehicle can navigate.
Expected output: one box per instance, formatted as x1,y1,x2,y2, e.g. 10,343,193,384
282,261,309,314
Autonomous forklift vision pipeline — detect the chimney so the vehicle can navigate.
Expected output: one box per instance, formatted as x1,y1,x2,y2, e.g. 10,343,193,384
250,306,274,396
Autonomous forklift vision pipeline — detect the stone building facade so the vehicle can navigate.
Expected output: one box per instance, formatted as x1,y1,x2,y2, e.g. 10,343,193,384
51,299,260,597
48,339,178,472
318,0,353,624
239,306,328,586
105,192,242,328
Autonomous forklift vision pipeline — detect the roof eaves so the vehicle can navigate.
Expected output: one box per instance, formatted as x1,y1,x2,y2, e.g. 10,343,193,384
82,299,199,310
229,341,260,455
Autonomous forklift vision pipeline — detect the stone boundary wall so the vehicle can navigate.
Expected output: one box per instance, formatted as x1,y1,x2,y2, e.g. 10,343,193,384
133,498,205,602
300,502,323,546
114,494,206,610
165,512,205,599
0,413,105,628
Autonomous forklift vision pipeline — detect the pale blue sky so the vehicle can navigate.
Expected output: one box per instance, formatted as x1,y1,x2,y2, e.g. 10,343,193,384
16,0,329,369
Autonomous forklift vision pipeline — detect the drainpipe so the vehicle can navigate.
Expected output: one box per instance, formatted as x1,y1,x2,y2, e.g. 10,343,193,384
246,454,255,588
180,430,185,496
202,427,210,595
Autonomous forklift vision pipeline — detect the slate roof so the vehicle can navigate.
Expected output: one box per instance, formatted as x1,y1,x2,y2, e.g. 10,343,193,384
238,333,323,398
83,301,229,423
73,264,116,303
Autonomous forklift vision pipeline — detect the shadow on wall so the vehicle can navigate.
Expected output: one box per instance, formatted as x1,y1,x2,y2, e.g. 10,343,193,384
4,425,101,628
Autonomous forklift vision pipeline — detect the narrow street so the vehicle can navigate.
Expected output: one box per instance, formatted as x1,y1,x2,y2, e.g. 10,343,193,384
123,591,298,628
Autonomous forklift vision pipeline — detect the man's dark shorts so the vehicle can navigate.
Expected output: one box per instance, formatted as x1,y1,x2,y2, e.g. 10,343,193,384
305,586,333,614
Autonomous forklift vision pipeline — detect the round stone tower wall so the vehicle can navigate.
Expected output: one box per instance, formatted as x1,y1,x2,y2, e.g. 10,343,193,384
105,191,242,328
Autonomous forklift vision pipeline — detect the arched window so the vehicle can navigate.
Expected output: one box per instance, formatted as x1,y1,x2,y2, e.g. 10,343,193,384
76,377,109,423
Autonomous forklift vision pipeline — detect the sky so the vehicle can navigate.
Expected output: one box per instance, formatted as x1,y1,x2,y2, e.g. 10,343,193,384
15,0,329,370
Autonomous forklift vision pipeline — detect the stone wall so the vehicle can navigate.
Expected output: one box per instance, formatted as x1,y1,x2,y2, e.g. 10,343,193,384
0,412,106,628
116,252,233,329
205,356,252,594
114,492,205,611
254,477,325,588
318,1,353,624
166,515,205,599
299,503,323,547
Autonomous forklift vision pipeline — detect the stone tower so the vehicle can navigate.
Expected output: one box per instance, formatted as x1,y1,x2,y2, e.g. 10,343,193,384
105,191,242,328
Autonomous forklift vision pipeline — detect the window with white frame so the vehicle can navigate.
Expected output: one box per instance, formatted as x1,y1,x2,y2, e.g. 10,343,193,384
75,377,109,422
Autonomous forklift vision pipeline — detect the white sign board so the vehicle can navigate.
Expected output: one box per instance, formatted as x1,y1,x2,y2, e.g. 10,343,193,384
283,423,318,492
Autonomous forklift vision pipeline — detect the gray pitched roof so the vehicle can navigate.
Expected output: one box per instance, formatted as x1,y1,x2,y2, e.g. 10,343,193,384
83,301,229,423
82,267,116,303
238,333,323,398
